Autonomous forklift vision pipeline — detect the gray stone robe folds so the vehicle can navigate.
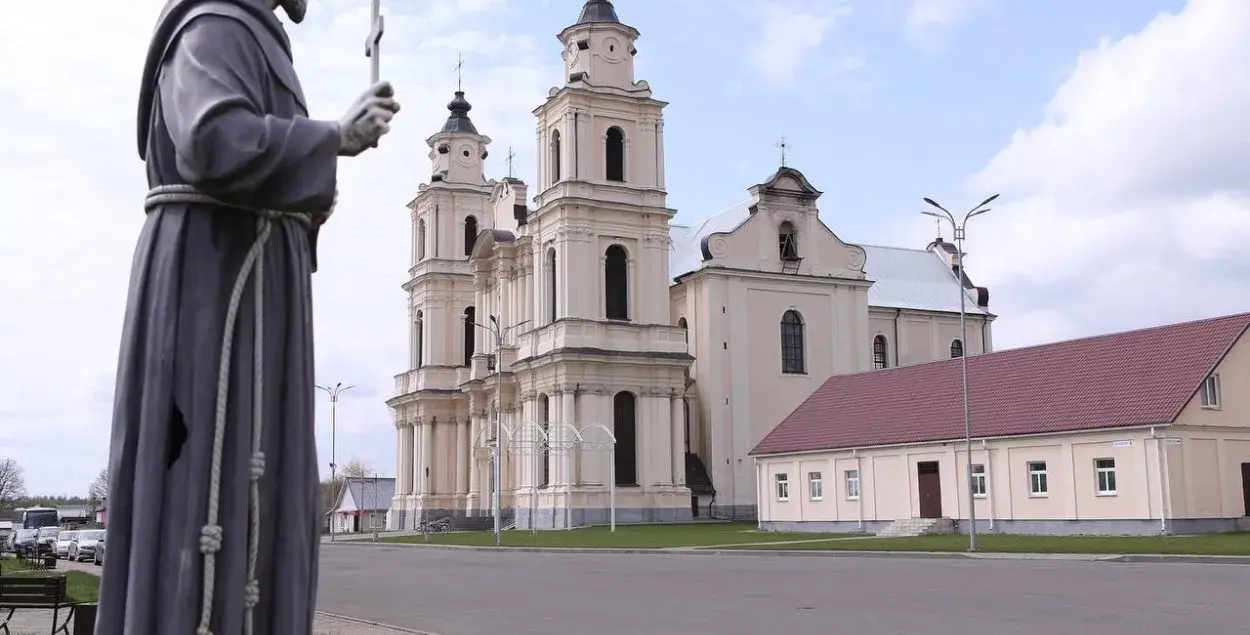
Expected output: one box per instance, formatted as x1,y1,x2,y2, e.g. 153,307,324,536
98,1,337,633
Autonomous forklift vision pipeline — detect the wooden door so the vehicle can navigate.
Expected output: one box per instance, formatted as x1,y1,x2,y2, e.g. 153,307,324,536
1241,463,1250,517
917,461,943,518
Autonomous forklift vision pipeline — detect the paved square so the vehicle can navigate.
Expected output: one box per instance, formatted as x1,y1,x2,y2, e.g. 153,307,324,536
316,545,1250,635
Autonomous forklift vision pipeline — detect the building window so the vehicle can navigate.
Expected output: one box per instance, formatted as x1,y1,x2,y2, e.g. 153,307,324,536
775,473,789,501
551,129,562,183
605,126,625,182
808,472,823,501
605,244,629,320
950,339,964,358
1095,458,1116,496
417,219,427,261
462,306,475,366
778,221,799,260
844,469,860,500
539,395,551,488
873,335,889,370
677,317,688,342
1201,374,1221,408
971,463,986,497
780,310,806,374
414,310,424,368
463,215,478,257
613,391,638,486
1028,461,1048,496
546,247,558,325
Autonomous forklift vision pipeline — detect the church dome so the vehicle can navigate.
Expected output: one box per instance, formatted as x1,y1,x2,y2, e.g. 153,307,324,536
577,0,620,24
440,91,478,134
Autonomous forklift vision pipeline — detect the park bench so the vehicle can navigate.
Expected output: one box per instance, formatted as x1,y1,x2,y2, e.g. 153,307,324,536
0,575,74,635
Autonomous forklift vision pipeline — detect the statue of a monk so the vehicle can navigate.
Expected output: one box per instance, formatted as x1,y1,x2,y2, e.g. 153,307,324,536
97,0,399,633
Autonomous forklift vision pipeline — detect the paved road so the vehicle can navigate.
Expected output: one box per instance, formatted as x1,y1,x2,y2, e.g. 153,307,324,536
317,545,1250,635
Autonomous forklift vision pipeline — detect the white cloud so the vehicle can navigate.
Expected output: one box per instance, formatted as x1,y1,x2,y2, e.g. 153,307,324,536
924,0,1250,348
741,0,856,89
904,0,987,50
0,0,559,494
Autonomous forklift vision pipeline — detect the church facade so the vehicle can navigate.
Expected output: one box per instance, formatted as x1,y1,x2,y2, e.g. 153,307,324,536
387,0,996,529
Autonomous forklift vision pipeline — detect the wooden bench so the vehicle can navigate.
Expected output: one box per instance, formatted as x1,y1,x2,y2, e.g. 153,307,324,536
0,575,73,635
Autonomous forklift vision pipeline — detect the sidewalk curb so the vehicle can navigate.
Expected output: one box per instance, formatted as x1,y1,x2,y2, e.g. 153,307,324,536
316,610,441,635
321,541,1250,564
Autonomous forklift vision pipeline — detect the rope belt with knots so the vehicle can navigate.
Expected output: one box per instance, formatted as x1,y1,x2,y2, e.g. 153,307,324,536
143,184,313,635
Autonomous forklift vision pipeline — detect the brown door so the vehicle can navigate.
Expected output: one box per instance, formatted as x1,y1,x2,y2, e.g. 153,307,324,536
1241,463,1250,516
917,461,943,518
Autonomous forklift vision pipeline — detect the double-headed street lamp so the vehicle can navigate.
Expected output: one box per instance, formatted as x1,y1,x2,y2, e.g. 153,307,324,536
317,381,354,541
921,193,997,553
465,314,531,547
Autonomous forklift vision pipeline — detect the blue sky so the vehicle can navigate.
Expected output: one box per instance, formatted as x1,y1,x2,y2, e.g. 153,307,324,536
3,0,1247,494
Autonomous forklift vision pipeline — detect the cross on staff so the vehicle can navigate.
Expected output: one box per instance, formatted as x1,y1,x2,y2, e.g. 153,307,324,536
506,147,516,178
365,0,384,83
455,52,465,92
776,136,790,168
935,217,944,239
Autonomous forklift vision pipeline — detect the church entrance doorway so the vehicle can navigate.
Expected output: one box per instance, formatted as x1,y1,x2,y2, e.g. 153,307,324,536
917,461,942,518
1241,462,1250,517
613,392,638,486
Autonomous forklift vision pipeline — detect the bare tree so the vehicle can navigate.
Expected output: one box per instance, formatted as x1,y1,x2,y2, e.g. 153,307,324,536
322,457,373,512
339,458,372,479
88,469,109,509
0,458,28,510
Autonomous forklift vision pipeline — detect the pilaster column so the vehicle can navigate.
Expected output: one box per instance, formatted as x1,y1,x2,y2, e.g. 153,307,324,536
468,411,481,503
456,415,469,495
671,393,684,485
422,418,435,495
562,388,578,486
411,418,422,495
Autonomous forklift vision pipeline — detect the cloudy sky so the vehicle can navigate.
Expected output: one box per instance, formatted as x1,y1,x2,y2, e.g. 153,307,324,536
2,0,1246,495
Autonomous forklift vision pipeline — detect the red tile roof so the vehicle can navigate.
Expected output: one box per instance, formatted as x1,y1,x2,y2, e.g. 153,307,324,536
750,312,1250,457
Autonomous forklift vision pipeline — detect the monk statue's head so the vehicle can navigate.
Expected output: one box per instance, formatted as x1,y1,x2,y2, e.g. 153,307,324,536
272,0,307,24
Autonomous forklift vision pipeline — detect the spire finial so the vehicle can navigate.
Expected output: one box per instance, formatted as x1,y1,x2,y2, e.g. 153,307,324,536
935,217,943,240
455,51,465,92
506,147,516,178
776,136,790,168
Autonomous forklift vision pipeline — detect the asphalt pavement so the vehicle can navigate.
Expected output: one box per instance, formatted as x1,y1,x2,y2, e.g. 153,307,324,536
317,544,1250,635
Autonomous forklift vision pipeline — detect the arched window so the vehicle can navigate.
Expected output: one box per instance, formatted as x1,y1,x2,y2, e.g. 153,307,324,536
873,335,889,370
780,310,805,374
605,244,629,320
613,391,638,486
551,130,562,183
417,220,427,261
605,126,625,182
950,339,964,358
463,306,475,366
539,394,551,487
677,317,688,342
463,215,477,257
778,221,798,261
414,310,424,368
546,247,558,325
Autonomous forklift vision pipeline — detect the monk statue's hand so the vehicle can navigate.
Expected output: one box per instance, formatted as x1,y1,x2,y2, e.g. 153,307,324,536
336,81,400,157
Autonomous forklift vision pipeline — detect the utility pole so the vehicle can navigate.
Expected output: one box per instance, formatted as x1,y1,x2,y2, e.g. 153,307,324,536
466,314,531,546
317,381,354,542
922,193,998,553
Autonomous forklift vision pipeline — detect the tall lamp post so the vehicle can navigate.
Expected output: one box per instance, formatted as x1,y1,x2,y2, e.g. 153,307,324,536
921,193,997,553
317,381,354,542
465,314,531,547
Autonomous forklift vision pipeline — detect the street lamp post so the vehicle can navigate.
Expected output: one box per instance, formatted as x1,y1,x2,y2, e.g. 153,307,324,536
466,314,531,547
316,381,355,542
921,193,997,553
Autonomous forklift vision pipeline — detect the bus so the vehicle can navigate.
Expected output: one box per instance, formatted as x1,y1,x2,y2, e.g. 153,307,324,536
21,507,58,529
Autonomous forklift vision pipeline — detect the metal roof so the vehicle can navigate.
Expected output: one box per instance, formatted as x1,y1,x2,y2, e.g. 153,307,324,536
668,203,989,315
752,312,1250,456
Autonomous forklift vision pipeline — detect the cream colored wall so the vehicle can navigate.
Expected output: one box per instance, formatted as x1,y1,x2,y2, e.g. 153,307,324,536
754,427,1221,524
867,308,994,366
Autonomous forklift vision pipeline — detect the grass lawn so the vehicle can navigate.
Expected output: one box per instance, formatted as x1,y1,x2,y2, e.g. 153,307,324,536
1,557,101,604
381,521,862,549
719,532,1250,555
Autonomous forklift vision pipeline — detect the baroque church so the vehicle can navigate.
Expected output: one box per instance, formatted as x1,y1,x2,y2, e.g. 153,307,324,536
386,0,996,529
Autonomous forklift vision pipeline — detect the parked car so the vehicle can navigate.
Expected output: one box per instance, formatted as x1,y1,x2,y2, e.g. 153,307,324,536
12,528,38,557
69,529,105,562
54,530,80,559
35,526,60,558
93,534,106,566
